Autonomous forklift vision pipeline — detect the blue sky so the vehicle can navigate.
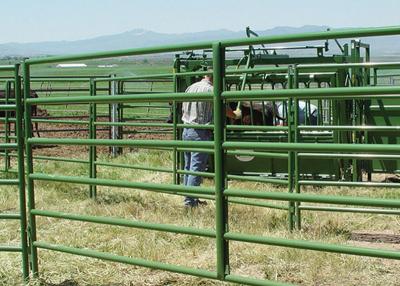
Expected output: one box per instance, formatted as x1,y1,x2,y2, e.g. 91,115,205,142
1,0,399,43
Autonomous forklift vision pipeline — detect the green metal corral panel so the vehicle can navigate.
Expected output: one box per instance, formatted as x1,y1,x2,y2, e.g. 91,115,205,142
226,155,336,175
226,132,335,175
366,98,400,172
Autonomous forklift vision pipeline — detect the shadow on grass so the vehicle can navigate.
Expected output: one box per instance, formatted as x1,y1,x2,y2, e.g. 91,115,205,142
41,280,79,286
42,279,125,286
94,192,144,205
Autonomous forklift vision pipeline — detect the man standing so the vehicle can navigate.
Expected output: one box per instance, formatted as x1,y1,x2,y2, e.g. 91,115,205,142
182,75,240,207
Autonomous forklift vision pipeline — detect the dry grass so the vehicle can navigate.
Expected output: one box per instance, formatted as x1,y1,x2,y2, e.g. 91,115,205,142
1,149,400,286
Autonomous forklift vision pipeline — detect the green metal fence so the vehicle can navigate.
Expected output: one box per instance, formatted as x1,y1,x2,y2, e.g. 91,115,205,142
8,25,400,285
0,64,29,281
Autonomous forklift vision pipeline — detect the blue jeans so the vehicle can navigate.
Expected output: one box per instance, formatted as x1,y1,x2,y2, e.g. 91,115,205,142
182,128,211,206
299,109,318,125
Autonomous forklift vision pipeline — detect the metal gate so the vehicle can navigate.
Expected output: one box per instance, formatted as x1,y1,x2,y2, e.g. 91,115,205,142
0,64,29,281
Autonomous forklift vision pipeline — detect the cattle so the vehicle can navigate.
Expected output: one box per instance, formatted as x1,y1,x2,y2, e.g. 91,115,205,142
229,101,280,126
168,100,318,126
231,101,318,126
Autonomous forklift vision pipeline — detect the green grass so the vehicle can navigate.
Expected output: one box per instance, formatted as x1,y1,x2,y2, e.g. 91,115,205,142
1,149,400,286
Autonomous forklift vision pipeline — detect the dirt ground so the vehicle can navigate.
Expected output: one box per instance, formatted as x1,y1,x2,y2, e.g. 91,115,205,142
31,116,173,158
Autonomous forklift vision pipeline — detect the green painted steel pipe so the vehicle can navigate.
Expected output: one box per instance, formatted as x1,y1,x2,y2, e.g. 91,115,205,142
94,121,214,130
298,62,400,71
299,125,400,131
0,213,20,219
228,198,288,210
212,42,229,279
0,104,16,111
298,153,400,160
29,173,215,196
30,78,97,82
31,209,215,238
32,155,89,164
228,66,288,75
92,67,287,84
126,130,173,135
13,63,29,281
178,123,213,129
0,246,22,252
0,65,14,71
369,106,400,111
89,79,97,198
0,179,19,185
298,180,400,188
4,153,85,165
227,150,289,159
221,26,400,47
28,138,214,149
98,122,214,130
227,175,288,185
25,42,213,65
224,232,400,260
226,125,288,131
31,119,89,125
94,71,207,83
223,141,400,153
299,205,400,215
3,78,11,173
95,161,172,173
30,75,109,79
177,169,215,178
0,118,16,123
26,92,212,105
23,62,39,275
0,135,17,140
0,143,18,150
122,103,170,107
175,147,215,154
0,169,18,174
373,73,400,78
224,189,400,208
34,241,218,279
222,86,400,101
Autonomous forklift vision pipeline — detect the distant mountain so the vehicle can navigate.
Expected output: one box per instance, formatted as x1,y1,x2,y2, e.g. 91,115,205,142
0,25,399,57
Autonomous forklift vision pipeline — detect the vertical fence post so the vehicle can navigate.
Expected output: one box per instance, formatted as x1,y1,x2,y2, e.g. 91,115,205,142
212,42,229,280
23,61,39,276
117,80,124,139
15,64,30,281
287,65,295,231
173,56,182,185
373,68,378,86
293,66,301,230
89,79,97,198
350,41,360,182
4,80,11,172
110,74,122,157
172,84,178,185
172,58,179,185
